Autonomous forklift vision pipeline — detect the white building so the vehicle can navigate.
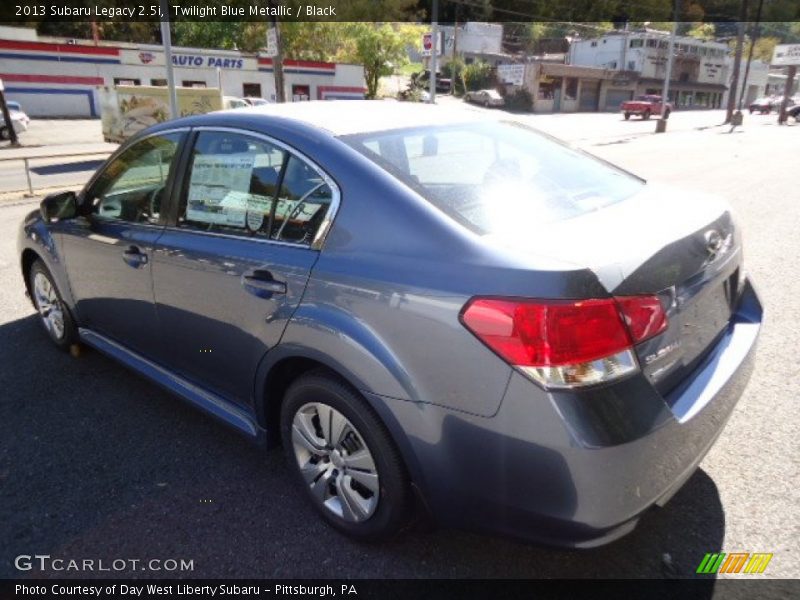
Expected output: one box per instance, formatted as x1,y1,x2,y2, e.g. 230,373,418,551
570,30,732,109
0,26,366,118
412,22,509,68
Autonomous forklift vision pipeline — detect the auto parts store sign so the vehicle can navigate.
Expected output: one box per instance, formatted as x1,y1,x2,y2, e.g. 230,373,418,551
120,49,253,69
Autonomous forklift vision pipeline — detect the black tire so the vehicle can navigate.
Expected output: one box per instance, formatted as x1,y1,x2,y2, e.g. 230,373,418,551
643,110,651,120
624,112,631,120
28,259,78,350
0,126,10,140
280,370,411,541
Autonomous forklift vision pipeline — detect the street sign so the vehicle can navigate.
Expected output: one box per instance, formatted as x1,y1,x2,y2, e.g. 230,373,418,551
497,64,525,86
421,32,443,57
772,44,800,66
265,28,278,58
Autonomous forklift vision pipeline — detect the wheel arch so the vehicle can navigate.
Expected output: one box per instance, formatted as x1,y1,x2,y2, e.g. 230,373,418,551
20,247,40,301
254,345,429,501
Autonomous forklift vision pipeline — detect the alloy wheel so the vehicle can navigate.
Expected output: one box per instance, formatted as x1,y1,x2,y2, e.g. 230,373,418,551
291,402,380,523
33,272,65,341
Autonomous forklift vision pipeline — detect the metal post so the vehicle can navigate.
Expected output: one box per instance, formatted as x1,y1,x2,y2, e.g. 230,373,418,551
160,0,179,120
726,0,750,123
778,65,796,124
429,0,438,103
24,158,33,196
656,6,678,133
739,0,764,112
268,1,286,103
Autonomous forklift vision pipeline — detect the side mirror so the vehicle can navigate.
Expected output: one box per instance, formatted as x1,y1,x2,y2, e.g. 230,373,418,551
40,191,77,223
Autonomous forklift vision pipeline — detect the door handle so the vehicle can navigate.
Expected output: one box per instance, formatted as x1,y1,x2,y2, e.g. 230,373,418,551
122,245,148,267
242,272,286,295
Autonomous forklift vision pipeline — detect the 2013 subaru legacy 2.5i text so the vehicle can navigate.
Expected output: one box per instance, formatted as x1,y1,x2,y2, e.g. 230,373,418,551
18,101,762,547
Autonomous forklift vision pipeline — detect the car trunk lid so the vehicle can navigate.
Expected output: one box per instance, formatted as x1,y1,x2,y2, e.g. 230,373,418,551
484,184,743,396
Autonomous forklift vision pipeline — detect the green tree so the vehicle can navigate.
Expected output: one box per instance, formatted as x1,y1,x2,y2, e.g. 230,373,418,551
347,23,417,98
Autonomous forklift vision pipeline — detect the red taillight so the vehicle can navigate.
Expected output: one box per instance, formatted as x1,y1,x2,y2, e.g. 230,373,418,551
615,295,668,343
461,295,667,388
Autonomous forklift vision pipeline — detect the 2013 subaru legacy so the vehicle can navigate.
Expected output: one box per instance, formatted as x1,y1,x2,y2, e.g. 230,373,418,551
18,101,762,547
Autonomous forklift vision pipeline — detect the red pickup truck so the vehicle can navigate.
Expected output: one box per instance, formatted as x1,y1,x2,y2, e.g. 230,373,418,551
621,95,672,120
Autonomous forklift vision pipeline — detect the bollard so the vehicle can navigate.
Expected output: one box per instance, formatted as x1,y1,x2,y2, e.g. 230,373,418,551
24,157,34,196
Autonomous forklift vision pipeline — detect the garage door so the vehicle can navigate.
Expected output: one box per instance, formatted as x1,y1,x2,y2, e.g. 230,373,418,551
604,88,633,112
579,80,600,111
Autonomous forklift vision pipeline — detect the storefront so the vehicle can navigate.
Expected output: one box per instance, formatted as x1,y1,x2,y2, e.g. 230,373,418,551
0,27,366,117
507,62,624,113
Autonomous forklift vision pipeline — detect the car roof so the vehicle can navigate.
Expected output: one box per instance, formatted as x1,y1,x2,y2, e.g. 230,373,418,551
217,100,489,136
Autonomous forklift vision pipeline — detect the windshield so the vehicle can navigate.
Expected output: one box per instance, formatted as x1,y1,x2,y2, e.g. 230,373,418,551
341,121,644,235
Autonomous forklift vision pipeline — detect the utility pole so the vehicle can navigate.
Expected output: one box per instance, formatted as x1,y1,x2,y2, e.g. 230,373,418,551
738,0,765,112
778,66,796,124
268,1,286,102
726,0,750,123
656,0,678,133
429,0,438,104
0,80,20,146
159,0,178,120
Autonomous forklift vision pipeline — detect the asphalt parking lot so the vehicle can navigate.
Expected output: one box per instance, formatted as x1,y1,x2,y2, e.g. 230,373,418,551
0,109,798,581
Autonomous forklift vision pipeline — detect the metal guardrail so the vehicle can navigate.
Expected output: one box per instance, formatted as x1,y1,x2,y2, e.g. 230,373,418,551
0,150,113,196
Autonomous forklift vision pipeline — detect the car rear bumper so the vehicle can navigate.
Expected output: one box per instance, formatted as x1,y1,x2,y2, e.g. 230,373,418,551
370,279,762,547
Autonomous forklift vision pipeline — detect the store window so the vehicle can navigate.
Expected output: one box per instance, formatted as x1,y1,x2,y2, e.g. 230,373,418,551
647,39,658,48
292,85,310,101
243,83,262,98
182,80,206,88
630,39,643,48
150,79,167,87
537,77,561,100
113,78,141,86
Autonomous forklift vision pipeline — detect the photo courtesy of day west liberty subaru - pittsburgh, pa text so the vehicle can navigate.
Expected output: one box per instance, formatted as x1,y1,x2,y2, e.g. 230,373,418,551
43,3,336,18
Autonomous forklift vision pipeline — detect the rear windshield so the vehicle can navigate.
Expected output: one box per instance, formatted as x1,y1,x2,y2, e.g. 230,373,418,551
341,121,644,235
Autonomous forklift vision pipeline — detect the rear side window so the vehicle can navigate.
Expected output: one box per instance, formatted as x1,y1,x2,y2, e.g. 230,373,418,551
342,122,644,235
179,130,334,245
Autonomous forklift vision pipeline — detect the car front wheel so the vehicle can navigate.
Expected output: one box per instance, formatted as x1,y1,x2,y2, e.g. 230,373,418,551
281,371,411,540
29,259,77,349
643,110,651,120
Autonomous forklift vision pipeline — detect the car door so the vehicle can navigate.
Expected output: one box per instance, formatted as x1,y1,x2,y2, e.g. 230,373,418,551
58,129,186,357
152,128,338,405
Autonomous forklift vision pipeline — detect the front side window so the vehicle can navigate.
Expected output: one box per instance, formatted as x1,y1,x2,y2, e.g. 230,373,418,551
342,122,644,236
180,130,333,245
89,132,182,224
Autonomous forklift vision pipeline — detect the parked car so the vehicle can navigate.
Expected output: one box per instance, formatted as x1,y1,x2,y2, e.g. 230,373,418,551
465,89,505,108
414,70,452,93
222,96,249,110
7,100,31,125
621,94,672,120
787,104,800,122
0,109,28,140
18,101,761,546
749,95,796,114
243,97,270,107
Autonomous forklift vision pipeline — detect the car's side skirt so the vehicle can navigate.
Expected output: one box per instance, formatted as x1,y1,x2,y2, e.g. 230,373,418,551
78,328,266,444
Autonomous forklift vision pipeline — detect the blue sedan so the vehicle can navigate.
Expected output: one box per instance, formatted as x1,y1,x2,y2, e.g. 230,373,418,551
18,101,762,545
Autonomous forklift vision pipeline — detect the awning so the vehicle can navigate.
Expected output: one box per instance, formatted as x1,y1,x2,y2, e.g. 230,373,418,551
540,63,615,80
638,78,727,92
